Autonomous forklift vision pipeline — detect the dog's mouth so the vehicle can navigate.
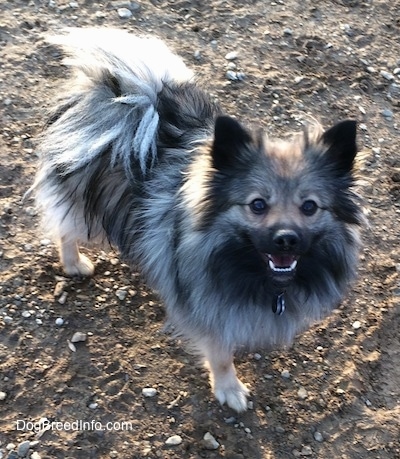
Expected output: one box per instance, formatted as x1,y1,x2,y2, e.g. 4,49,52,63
261,253,299,284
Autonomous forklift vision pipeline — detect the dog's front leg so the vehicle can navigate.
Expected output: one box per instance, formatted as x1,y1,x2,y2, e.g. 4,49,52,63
59,238,95,277
202,343,250,412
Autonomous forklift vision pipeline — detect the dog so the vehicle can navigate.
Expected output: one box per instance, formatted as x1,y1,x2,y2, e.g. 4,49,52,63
30,28,365,412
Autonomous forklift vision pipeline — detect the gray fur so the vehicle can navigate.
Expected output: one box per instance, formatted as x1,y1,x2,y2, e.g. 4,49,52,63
30,29,365,412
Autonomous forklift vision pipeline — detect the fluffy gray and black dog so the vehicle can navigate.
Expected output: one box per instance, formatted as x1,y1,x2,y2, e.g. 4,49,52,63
31,28,365,412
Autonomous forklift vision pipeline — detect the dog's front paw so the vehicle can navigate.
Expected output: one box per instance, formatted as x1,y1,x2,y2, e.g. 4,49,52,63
63,253,95,277
213,378,250,413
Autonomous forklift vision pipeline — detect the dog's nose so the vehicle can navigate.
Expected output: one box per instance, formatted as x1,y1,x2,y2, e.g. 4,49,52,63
273,229,300,251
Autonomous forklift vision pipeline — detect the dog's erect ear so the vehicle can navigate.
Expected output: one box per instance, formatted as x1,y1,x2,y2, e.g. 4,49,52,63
322,120,357,174
212,116,253,171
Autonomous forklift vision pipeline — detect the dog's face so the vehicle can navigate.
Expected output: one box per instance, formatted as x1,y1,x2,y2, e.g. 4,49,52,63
185,116,363,295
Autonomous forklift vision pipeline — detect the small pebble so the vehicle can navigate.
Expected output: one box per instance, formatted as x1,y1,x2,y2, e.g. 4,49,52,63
352,320,361,329
88,402,98,409
226,70,238,81
36,318,43,325
253,353,262,360
203,432,219,450
281,369,291,379
300,445,313,456
165,435,182,446
225,51,238,60
193,50,201,60
0,391,7,401
71,332,87,343
67,340,77,352
17,440,31,457
55,318,64,326
4,316,13,324
224,416,236,424
380,70,395,81
116,289,127,301
31,452,41,459
54,281,67,297
142,387,157,397
58,291,68,305
313,431,324,442
22,311,31,318
283,28,293,35
117,7,132,18
297,387,308,400
382,109,394,118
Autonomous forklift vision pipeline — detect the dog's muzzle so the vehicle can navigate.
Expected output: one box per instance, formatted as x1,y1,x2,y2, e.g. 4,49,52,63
261,229,302,286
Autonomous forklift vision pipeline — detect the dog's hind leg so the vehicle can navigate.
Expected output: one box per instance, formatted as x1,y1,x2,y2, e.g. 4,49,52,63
59,237,94,277
202,342,250,412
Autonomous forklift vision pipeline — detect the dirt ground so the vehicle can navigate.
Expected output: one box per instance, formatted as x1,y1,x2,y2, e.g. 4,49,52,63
0,0,399,458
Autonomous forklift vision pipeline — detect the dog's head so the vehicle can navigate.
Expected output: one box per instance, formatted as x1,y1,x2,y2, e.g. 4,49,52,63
186,116,364,293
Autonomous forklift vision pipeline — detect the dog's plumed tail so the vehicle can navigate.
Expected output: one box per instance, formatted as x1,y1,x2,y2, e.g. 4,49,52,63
40,28,194,175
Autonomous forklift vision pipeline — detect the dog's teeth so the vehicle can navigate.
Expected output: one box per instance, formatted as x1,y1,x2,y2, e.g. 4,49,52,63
268,259,276,271
268,258,297,272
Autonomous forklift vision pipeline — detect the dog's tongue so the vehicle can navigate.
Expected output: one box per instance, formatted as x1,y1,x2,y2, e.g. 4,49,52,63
270,254,297,268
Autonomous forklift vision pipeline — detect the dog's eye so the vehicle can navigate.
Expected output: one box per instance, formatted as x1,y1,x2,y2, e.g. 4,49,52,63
301,200,318,216
249,198,268,215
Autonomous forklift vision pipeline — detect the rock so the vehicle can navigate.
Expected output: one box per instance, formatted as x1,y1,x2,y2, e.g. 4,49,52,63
380,70,395,81
117,7,132,18
54,281,67,297
388,83,400,105
300,445,313,456
226,70,238,81
116,289,127,300
313,431,324,442
30,452,41,459
225,51,238,60
17,440,30,457
21,311,31,318
281,369,291,379
352,320,361,329
71,332,87,343
203,432,219,450
142,387,157,397
193,50,201,60
165,435,182,446
57,291,68,305
297,387,308,400
0,391,7,400
55,318,64,326
67,340,77,352
382,109,394,119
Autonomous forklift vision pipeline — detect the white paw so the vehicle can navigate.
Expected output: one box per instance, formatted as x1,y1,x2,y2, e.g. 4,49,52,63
214,379,250,413
63,253,94,277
